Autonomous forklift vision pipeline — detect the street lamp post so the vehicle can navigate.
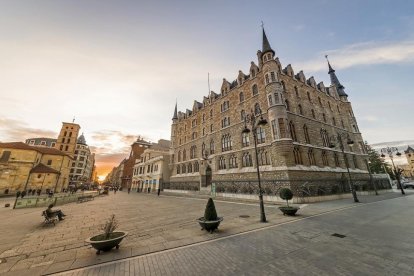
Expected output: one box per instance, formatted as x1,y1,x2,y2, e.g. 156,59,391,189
380,147,405,195
242,108,268,223
366,159,378,195
329,132,359,203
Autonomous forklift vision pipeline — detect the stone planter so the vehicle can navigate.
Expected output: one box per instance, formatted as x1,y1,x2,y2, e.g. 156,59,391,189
279,206,299,216
197,217,223,233
85,231,128,254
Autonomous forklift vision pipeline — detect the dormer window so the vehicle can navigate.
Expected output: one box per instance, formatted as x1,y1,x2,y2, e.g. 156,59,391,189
265,74,269,84
270,72,276,82
251,70,256,78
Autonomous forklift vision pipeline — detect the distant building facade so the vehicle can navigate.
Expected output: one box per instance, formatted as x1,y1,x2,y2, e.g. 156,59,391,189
132,140,171,192
54,122,81,157
0,142,72,195
69,133,95,186
402,146,414,178
25,138,57,148
169,28,374,196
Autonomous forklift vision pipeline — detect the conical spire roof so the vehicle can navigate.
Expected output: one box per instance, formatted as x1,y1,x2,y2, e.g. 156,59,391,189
326,56,348,97
172,102,178,120
262,28,275,56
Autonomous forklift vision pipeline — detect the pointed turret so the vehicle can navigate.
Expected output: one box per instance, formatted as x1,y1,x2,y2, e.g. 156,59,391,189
262,28,275,56
172,102,178,120
325,55,348,97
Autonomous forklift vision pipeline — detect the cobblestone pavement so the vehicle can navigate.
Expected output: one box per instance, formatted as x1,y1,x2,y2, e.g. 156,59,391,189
0,190,410,275
56,193,414,276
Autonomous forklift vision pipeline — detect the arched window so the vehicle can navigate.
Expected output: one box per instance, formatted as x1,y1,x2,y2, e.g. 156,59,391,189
308,149,316,166
293,146,303,165
307,91,311,102
210,109,213,118
270,72,276,82
294,86,299,98
268,95,273,105
285,100,290,111
188,163,193,173
274,92,279,103
202,114,206,123
182,164,186,173
298,104,303,115
303,125,310,144
256,127,266,144
258,150,269,166
311,109,315,119
218,156,226,170
322,113,326,123
241,110,246,121
252,84,258,96
281,81,286,92
202,142,206,156
318,97,322,106
176,165,180,174
221,134,232,151
242,132,250,147
289,121,297,142
251,69,256,78
353,155,358,169
254,103,261,115
183,149,187,161
210,139,215,154
320,129,330,147
265,74,269,84
229,154,237,168
239,92,244,102
242,152,253,167
322,150,329,166
190,145,197,159
194,162,199,172
334,152,340,167
178,150,181,162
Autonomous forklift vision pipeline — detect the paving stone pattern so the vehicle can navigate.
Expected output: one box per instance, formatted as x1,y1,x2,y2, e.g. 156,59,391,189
0,190,410,276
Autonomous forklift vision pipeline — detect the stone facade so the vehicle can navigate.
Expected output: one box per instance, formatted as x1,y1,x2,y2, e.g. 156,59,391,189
169,29,371,196
0,142,72,194
69,134,95,187
54,122,81,158
402,146,414,178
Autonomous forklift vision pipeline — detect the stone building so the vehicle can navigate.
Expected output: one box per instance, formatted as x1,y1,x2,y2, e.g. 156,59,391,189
69,133,95,187
132,140,171,192
0,142,72,195
168,28,382,197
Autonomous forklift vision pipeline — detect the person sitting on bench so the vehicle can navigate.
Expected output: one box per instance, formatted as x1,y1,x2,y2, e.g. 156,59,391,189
46,204,66,221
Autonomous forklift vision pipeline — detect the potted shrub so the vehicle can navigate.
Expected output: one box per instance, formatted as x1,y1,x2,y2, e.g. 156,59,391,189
278,188,299,216
85,214,128,255
197,198,223,233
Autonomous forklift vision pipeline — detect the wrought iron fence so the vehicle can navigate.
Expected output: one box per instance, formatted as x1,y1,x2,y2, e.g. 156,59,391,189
163,181,200,191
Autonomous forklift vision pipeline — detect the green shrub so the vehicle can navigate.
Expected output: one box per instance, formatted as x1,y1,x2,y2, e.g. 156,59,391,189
204,198,218,221
279,188,293,207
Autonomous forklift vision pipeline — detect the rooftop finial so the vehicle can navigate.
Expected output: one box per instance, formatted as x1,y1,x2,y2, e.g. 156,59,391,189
72,116,75,123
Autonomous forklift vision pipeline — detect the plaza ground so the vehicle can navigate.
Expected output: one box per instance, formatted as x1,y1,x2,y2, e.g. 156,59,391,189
0,189,412,275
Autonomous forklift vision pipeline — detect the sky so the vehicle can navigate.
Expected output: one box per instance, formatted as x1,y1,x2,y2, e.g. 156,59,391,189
1,0,414,178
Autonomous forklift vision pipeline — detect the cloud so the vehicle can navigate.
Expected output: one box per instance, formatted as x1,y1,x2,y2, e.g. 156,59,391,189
0,118,57,142
295,40,414,73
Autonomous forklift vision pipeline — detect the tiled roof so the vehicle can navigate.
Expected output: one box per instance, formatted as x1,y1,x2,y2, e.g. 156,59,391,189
0,142,72,157
30,163,60,174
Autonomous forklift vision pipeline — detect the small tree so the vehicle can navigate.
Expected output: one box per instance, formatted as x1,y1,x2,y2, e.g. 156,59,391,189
101,214,119,239
279,188,293,207
204,198,218,221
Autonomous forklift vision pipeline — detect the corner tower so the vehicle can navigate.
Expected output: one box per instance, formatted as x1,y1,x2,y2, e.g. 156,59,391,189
260,28,292,162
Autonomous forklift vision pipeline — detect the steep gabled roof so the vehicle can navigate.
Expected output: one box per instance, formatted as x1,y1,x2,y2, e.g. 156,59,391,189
30,163,60,174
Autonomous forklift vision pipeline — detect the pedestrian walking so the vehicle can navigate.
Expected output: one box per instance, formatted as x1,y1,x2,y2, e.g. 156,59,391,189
157,188,160,196
128,187,131,194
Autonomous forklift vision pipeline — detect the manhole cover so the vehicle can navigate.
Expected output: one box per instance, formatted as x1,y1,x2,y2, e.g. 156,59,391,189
239,215,250,218
331,233,346,238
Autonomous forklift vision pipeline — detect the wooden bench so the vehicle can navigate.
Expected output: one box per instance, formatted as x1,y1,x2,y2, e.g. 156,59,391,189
77,195,94,203
42,210,58,226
